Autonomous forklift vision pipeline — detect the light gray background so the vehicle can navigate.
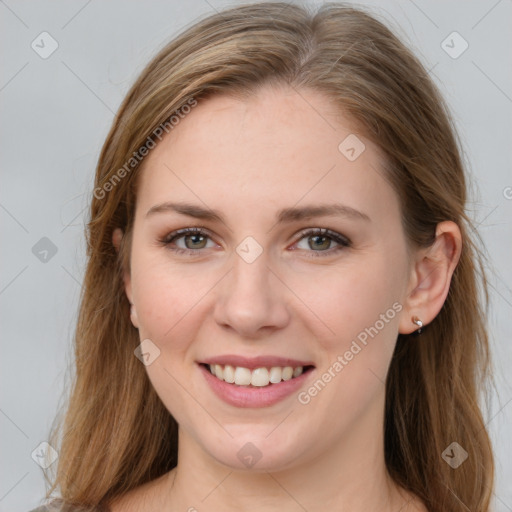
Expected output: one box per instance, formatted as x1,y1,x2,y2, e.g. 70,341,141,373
1,1,511,510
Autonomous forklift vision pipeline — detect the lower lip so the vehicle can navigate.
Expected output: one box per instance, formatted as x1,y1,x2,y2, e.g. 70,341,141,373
199,364,314,408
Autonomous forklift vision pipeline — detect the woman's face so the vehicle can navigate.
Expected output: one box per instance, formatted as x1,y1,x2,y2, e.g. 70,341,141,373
122,85,414,471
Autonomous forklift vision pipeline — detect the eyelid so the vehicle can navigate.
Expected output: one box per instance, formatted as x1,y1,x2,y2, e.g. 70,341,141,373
161,226,215,244
293,227,351,246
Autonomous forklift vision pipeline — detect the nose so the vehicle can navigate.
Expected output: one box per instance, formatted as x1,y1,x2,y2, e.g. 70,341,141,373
213,249,290,338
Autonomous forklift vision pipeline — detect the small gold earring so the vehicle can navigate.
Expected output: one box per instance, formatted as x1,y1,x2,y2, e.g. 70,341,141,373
412,316,423,334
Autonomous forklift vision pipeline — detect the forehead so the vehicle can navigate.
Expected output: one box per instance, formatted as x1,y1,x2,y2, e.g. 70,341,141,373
135,85,399,226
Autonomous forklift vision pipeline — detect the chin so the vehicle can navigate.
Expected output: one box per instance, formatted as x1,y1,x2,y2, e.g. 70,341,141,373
202,430,308,473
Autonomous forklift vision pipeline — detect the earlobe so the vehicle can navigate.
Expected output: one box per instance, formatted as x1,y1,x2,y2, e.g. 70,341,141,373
112,227,138,327
112,228,123,253
130,303,140,329
399,221,462,335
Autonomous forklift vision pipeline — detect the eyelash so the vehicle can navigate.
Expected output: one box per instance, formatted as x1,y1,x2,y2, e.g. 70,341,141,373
159,227,351,258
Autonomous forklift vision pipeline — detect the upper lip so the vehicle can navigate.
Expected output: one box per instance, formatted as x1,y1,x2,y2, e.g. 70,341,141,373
200,355,315,370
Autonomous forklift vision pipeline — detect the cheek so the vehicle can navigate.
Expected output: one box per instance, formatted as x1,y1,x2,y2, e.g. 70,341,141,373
291,256,403,341
288,251,406,402
131,254,210,346
132,261,209,422
291,258,404,438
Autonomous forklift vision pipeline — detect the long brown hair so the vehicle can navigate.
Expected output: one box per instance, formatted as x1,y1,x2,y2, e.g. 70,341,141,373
44,3,495,510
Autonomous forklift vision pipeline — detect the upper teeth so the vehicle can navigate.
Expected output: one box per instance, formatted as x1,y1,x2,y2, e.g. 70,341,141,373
208,364,304,387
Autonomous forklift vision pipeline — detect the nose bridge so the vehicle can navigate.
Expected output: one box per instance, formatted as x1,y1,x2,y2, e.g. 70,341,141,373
228,233,273,295
232,245,271,295
212,240,290,335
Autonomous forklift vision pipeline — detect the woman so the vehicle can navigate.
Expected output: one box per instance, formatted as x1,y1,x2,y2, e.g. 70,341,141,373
33,2,495,511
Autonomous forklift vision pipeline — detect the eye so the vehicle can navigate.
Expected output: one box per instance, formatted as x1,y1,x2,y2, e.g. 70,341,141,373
159,227,218,255
292,228,351,257
159,227,351,257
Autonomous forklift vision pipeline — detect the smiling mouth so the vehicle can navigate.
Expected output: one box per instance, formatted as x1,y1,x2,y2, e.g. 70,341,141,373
200,363,315,387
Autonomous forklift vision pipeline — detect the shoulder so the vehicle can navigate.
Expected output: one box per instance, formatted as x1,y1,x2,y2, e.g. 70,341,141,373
27,501,110,512
27,506,61,512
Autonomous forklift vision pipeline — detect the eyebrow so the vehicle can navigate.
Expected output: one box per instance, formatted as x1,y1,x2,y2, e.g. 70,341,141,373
145,201,371,223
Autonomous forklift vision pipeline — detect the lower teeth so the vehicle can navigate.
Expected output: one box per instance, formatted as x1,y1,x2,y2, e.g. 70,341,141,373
233,382,278,387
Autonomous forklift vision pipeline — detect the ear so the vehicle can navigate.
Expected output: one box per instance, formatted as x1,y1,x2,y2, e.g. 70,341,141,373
398,221,462,334
112,227,139,328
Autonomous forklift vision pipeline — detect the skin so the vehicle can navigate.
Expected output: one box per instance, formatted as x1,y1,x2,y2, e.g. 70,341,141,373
110,84,461,512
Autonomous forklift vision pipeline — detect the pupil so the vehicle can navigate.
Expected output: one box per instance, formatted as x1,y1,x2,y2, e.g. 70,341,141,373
310,235,330,250
186,234,206,249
